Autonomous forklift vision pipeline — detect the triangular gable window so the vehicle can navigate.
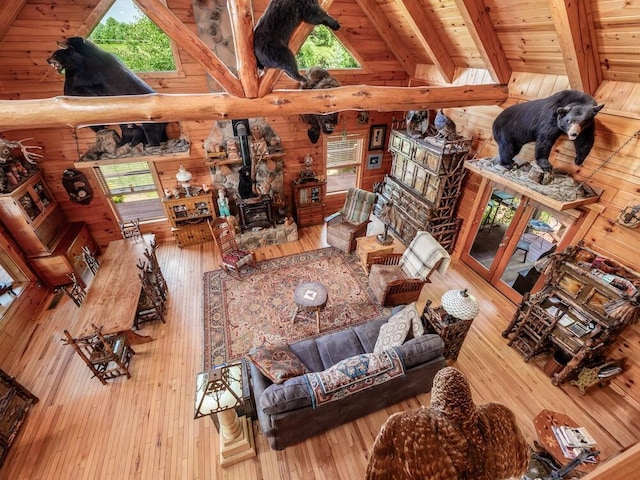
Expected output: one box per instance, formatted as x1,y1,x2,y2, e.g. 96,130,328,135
89,0,176,72
297,26,360,69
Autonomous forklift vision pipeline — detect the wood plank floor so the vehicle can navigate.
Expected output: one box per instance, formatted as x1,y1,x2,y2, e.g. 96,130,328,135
1,223,638,480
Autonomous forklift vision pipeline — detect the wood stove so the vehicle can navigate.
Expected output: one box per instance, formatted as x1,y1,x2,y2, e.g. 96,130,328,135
237,196,274,232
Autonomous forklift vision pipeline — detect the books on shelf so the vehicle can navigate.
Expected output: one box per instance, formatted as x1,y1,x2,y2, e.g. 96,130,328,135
552,425,598,460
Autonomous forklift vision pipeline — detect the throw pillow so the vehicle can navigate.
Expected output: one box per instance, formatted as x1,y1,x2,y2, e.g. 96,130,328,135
248,344,309,384
374,303,419,353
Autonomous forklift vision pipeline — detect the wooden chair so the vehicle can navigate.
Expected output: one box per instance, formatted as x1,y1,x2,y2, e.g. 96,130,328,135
325,187,377,253
81,245,100,275
118,218,142,241
134,261,167,330
63,324,135,385
207,218,256,279
367,231,450,306
143,239,168,301
54,272,86,307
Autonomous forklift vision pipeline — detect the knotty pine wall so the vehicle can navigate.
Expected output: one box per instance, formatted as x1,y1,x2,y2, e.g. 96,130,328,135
447,73,640,405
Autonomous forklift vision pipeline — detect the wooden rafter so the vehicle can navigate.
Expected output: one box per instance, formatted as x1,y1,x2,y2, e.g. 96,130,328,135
257,0,336,97
455,0,511,84
134,0,245,98
0,0,27,43
0,84,507,130
394,0,456,83
228,0,259,98
547,0,601,95
354,0,416,78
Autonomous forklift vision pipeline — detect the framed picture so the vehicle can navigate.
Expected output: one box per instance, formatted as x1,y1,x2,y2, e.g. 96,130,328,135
367,153,383,170
369,124,387,150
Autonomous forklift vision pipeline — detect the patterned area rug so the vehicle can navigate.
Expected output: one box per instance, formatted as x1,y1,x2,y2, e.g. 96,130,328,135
203,247,388,368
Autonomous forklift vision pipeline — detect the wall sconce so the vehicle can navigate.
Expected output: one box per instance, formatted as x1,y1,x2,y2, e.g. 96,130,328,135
617,204,640,228
176,165,192,197
194,361,256,467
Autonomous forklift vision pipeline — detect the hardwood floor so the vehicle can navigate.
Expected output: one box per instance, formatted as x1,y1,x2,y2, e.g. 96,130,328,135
0,224,638,480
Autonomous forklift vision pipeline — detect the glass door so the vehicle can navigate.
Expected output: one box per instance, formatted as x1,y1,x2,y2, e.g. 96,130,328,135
462,185,572,303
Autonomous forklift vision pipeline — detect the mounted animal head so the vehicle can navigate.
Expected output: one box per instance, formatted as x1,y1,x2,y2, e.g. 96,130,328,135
299,67,341,144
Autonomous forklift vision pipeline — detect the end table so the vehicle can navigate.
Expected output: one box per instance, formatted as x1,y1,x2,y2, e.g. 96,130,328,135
422,301,474,361
355,235,403,273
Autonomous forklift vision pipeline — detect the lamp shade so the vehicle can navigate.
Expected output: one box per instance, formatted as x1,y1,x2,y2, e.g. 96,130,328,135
176,165,192,184
440,288,479,321
194,363,244,418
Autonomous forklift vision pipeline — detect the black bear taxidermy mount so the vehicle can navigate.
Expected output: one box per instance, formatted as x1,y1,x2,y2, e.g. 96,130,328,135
299,66,340,144
253,0,340,82
492,90,604,171
47,37,168,147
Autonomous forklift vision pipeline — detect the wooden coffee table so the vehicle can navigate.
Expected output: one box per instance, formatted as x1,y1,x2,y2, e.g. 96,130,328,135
533,409,599,475
291,281,328,333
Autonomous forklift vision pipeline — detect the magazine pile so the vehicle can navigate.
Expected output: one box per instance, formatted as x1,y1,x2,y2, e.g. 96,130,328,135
552,425,598,462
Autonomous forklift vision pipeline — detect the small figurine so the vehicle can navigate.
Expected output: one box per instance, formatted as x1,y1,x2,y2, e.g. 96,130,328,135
217,189,231,217
164,188,172,198
299,154,317,182
172,188,180,198
202,183,210,193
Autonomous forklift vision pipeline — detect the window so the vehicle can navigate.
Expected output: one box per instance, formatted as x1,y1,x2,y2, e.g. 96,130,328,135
94,161,165,222
297,26,360,69
325,134,365,193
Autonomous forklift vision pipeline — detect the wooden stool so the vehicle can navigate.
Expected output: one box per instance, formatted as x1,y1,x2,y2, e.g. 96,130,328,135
291,281,328,333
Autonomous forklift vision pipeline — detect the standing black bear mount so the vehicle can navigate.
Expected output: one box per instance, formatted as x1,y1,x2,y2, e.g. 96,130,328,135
47,37,168,147
299,67,340,144
253,0,340,82
492,90,604,171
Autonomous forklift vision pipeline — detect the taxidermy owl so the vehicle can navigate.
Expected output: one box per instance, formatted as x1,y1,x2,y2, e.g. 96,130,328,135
434,109,458,141
365,367,529,480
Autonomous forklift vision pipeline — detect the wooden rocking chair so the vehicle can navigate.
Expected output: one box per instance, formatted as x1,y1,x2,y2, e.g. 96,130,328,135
208,218,256,279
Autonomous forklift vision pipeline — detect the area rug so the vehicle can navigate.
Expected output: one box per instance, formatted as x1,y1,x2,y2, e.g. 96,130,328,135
203,247,388,369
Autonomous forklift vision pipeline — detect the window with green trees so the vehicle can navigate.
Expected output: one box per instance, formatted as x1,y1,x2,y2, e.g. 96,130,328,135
297,26,360,69
89,2,176,72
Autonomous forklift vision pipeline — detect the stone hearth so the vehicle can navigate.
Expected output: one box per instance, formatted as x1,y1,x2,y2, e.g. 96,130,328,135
235,223,299,250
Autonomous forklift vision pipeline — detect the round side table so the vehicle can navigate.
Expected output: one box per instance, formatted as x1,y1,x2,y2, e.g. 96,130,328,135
291,281,328,332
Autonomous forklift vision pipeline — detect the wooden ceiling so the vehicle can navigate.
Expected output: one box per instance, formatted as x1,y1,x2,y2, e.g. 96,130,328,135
0,0,638,129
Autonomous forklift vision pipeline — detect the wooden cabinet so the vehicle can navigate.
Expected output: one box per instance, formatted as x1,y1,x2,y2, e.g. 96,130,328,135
28,222,98,288
0,369,38,467
291,180,326,227
0,171,66,256
378,130,470,251
162,192,215,247
503,243,640,385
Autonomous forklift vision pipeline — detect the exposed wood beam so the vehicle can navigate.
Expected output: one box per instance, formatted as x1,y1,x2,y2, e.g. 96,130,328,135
0,84,507,130
354,0,416,78
134,0,245,98
455,0,511,84
394,0,456,83
228,0,259,98
547,0,601,95
257,0,336,97
0,0,27,42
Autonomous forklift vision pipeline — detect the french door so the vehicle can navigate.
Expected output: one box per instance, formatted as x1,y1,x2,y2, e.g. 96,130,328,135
461,182,581,304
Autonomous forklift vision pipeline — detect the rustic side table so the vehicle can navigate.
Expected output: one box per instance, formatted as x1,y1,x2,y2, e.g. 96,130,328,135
422,303,474,361
291,281,328,333
355,235,402,273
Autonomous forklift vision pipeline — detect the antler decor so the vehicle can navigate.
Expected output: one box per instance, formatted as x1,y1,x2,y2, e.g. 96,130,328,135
0,137,43,164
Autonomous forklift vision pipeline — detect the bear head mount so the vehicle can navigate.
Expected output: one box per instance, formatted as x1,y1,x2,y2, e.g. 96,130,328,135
492,89,604,172
253,0,340,82
299,67,341,144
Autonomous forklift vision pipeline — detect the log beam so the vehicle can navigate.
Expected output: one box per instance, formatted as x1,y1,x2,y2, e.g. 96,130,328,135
228,0,259,98
0,84,507,130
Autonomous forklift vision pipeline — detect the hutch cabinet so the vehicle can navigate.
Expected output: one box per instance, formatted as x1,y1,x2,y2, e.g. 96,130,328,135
162,192,215,247
503,243,640,385
0,171,97,287
377,130,470,251
291,180,326,227
0,369,38,467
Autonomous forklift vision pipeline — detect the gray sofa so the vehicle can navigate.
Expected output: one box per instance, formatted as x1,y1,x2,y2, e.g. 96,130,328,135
249,311,447,450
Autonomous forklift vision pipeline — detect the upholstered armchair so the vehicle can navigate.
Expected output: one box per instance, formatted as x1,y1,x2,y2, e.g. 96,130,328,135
368,231,450,306
325,187,377,253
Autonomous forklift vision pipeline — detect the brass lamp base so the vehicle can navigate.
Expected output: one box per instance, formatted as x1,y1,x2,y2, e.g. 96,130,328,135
376,233,393,245
217,410,256,467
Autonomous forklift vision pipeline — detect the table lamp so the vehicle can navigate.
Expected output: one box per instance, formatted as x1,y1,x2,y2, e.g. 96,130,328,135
194,362,256,467
376,202,396,245
440,288,480,324
176,165,193,197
